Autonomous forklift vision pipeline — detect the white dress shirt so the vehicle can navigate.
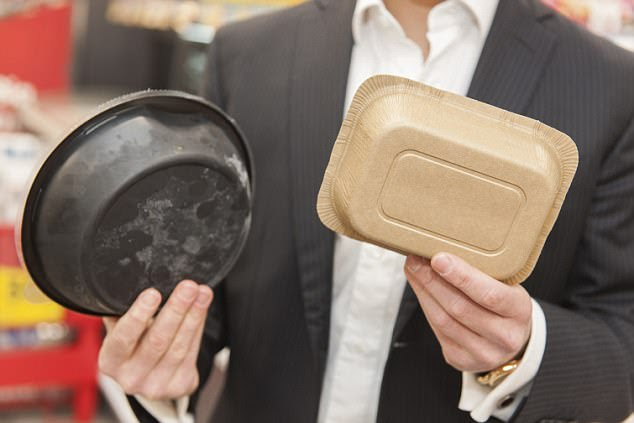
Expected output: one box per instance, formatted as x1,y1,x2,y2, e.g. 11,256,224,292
317,0,547,422
137,1,548,422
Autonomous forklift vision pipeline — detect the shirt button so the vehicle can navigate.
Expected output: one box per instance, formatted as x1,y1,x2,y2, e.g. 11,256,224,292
350,339,374,355
497,394,515,409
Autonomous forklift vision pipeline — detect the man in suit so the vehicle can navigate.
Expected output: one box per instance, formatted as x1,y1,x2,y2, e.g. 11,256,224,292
97,0,634,421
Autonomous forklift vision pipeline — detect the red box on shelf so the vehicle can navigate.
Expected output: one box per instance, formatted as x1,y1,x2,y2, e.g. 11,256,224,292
0,226,19,268
0,3,72,92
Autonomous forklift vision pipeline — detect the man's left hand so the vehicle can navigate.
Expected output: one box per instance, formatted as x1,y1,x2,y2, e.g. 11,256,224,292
404,253,532,373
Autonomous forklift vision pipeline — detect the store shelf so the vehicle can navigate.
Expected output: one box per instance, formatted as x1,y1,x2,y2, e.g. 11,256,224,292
0,311,103,421
0,224,103,421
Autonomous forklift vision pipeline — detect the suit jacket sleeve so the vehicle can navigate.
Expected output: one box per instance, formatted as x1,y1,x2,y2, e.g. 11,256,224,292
515,116,634,422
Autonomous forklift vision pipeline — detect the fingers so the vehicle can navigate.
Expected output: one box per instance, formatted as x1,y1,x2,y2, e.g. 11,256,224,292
121,280,200,380
99,288,161,373
138,285,213,399
162,316,207,399
404,258,524,351
429,253,525,317
98,280,213,399
409,274,507,372
181,286,212,370
102,317,118,333
405,254,533,372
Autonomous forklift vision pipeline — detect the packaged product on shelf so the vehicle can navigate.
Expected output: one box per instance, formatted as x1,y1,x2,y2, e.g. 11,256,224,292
0,133,43,225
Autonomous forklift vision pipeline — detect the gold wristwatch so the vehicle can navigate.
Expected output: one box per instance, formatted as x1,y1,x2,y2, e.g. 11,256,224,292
476,359,521,388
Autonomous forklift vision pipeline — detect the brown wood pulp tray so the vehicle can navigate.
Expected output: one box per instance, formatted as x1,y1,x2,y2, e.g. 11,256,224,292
317,75,578,284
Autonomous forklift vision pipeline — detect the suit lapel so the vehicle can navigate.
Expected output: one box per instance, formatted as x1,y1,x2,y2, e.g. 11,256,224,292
289,0,355,372
392,0,559,343
467,0,558,110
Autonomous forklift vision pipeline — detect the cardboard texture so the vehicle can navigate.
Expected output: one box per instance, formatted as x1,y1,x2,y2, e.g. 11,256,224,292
317,75,578,284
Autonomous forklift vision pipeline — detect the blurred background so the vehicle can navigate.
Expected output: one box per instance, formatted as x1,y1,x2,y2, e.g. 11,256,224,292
0,0,633,421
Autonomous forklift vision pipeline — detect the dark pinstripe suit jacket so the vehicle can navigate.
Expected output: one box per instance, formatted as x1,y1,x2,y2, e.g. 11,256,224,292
129,0,634,422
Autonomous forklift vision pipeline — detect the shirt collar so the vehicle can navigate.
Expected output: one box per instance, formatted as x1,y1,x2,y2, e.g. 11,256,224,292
351,0,384,44
352,0,499,44
461,0,498,33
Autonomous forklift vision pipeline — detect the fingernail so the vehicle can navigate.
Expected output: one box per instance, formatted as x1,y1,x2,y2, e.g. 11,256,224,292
141,289,161,307
406,256,422,273
178,281,198,301
196,287,212,306
432,253,451,275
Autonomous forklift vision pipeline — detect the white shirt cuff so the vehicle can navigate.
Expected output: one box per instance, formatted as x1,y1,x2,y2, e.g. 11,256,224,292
134,395,194,423
458,298,547,422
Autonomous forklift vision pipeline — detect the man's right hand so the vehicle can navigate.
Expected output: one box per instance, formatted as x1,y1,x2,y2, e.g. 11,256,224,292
98,280,213,400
